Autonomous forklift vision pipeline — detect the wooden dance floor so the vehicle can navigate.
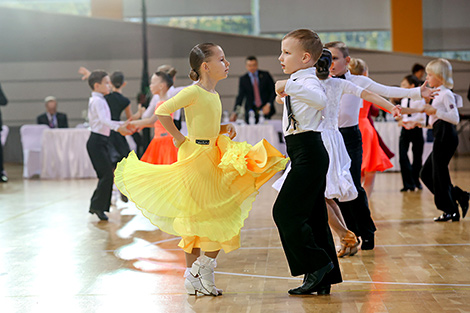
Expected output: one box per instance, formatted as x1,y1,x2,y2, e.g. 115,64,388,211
1,157,469,313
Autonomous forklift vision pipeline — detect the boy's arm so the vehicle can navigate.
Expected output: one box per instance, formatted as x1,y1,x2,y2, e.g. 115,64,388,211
278,78,327,110
425,92,460,125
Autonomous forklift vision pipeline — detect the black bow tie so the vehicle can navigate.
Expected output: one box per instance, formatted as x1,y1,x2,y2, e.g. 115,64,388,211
334,74,346,79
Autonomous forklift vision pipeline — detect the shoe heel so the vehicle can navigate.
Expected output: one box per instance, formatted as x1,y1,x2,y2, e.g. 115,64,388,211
316,285,331,295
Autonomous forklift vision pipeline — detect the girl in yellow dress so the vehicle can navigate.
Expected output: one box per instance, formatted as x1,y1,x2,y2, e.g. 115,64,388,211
114,43,287,296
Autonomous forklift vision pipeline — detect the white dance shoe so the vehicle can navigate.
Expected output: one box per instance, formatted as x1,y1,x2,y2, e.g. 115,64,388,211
185,255,222,296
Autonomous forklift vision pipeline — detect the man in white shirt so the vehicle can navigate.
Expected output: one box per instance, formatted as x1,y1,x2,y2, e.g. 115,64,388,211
324,41,437,250
86,70,131,221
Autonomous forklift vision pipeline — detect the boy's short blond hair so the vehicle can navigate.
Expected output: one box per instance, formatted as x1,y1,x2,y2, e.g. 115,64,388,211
283,29,323,64
426,58,453,89
324,41,349,58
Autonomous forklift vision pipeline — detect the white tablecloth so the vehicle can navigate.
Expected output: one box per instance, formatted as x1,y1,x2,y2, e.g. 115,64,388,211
374,121,432,171
233,123,281,151
41,128,96,179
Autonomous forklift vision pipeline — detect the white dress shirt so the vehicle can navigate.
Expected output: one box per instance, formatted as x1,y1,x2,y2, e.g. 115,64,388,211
88,92,122,136
282,67,327,137
400,97,426,124
143,84,193,119
338,71,422,128
428,85,460,126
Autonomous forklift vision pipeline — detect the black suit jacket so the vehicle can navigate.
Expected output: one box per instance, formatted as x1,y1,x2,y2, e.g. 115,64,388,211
0,84,7,129
233,70,276,121
37,112,69,128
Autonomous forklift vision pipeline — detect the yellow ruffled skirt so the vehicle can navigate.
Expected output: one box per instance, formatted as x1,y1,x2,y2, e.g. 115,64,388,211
114,135,287,253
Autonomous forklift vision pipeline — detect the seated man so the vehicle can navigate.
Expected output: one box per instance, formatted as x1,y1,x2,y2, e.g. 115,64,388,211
37,96,68,128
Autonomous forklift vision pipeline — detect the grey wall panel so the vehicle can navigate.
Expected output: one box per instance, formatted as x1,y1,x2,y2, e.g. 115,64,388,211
123,0,252,18
259,0,391,33
1,6,469,129
423,0,470,51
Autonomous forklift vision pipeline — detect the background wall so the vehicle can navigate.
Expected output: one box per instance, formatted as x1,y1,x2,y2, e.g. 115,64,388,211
1,7,469,162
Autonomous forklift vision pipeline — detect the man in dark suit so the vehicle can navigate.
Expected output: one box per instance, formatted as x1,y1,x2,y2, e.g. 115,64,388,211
37,96,68,128
230,56,276,124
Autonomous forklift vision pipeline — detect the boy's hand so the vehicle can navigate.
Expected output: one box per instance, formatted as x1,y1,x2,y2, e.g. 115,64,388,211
275,80,288,97
420,81,439,99
423,104,437,115
78,67,91,80
117,122,132,136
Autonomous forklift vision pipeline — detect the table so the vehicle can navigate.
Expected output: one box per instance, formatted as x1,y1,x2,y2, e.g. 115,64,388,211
374,121,432,171
41,128,96,179
233,123,282,152
181,121,285,154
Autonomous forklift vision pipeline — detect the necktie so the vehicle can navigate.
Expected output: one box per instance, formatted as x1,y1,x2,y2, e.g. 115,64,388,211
253,77,262,108
49,116,55,128
334,74,346,79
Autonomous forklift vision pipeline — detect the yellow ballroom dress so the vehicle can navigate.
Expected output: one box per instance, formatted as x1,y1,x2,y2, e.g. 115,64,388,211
114,85,287,253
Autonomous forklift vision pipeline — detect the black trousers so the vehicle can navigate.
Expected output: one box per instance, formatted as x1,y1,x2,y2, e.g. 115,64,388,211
273,131,342,284
337,125,376,239
399,127,424,189
108,130,131,166
86,132,113,213
420,120,459,214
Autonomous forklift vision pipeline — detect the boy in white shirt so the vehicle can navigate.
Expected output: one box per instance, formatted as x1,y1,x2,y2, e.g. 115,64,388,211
272,29,341,296
86,70,131,221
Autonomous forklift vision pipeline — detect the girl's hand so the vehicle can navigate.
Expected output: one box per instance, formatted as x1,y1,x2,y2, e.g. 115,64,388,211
275,80,288,97
226,123,237,139
420,81,439,99
423,104,437,115
391,105,402,118
173,136,187,148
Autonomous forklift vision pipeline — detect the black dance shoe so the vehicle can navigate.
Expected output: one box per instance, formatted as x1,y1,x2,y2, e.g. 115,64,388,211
455,187,469,218
400,187,415,192
416,184,423,190
434,213,459,222
288,262,334,295
361,235,375,250
89,210,109,221
314,284,331,295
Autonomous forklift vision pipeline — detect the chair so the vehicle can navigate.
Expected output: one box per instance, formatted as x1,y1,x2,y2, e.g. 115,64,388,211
1,125,9,146
20,124,49,178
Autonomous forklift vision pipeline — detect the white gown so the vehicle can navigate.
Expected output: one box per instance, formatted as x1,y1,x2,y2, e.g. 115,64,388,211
273,77,363,201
